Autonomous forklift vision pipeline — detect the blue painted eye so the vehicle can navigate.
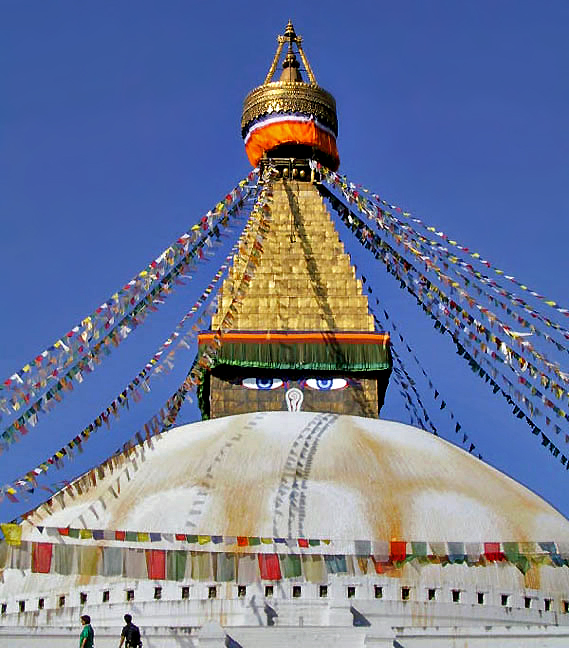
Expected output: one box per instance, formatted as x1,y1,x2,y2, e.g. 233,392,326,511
242,378,283,390
305,378,348,391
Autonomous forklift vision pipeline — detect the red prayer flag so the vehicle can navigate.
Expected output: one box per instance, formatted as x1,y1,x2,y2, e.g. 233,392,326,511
175,533,186,541
32,542,53,573
258,553,281,580
484,542,505,562
115,530,126,541
146,549,166,579
390,541,407,562
237,536,248,547
298,538,309,548
58,528,69,536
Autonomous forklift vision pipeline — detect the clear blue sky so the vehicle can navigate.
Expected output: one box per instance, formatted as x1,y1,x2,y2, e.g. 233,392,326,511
1,1,568,524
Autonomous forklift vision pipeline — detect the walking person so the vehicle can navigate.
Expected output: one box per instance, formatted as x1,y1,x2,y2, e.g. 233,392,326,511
79,615,94,648
119,613,142,648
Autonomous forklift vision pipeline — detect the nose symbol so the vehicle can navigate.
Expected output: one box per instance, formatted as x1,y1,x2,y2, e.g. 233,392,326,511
285,387,303,412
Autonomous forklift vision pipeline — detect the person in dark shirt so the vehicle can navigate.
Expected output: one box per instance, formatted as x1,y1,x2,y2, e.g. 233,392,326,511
119,613,142,648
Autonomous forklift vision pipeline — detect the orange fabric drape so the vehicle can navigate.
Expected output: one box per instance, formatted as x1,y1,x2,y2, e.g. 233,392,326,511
245,120,339,168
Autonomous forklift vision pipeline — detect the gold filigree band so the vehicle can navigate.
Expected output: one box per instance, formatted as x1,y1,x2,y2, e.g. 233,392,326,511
242,82,338,137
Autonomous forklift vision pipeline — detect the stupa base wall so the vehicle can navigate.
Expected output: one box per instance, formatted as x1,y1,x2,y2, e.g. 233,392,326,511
1,621,569,648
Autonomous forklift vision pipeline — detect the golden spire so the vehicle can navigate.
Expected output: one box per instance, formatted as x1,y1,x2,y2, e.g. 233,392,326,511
212,180,374,332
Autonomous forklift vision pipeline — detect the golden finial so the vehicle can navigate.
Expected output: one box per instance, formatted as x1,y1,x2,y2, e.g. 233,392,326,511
284,19,296,40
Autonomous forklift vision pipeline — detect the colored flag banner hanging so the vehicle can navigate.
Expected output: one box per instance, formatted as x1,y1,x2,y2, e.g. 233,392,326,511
2,531,567,580
0,170,260,411
0,167,278,503
316,177,569,473
0,177,265,448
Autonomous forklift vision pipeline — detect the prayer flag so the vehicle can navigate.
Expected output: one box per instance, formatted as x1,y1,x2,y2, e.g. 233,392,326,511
146,549,166,579
258,553,281,580
1,523,21,546
32,542,53,573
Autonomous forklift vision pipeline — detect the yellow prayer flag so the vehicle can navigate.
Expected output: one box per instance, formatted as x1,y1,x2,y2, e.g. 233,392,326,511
1,523,22,546
80,529,93,539
138,532,150,542
198,535,211,545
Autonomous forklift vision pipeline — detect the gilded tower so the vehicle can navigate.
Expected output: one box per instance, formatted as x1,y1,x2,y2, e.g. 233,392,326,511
198,22,392,419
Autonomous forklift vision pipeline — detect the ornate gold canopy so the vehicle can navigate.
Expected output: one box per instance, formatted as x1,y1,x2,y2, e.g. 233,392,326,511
241,82,338,139
241,21,339,169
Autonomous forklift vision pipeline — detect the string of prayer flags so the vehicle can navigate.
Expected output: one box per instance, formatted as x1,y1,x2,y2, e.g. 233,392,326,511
362,281,477,456
0,171,260,414
319,164,569,415
319,180,569,427
317,163,569,334
319,183,568,472
2,531,568,580
0,188,262,450
320,172,569,402
0,166,278,503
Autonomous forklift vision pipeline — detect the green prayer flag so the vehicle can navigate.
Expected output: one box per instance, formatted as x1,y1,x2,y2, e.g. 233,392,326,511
167,550,187,581
503,542,520,562
411,541,428,557
282,554,301,578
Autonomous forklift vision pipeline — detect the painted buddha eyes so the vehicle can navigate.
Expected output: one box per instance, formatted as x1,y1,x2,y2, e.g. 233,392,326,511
240,378,348,391
242,378,284,390
305,378,347,391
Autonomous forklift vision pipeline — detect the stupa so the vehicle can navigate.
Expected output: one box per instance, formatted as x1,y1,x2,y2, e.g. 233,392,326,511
1,21,569,648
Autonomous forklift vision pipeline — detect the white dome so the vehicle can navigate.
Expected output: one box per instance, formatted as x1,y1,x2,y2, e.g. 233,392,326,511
25,411,569,543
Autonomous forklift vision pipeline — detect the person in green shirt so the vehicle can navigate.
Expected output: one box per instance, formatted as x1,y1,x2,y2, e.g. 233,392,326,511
79,614,94,648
